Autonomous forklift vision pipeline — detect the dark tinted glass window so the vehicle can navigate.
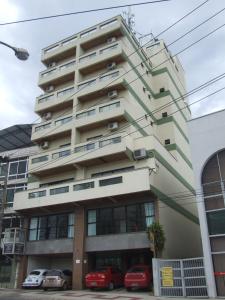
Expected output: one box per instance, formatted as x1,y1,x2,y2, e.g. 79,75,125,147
207,210,225,235
97,208,113,235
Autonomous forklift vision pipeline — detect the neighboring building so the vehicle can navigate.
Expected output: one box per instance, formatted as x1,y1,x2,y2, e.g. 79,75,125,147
189,109,225,297
0,124,37,288
14,15,202,289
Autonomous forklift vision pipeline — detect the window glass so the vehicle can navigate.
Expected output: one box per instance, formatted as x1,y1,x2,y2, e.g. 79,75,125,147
88,210,96,223
207,210,225,235
98,208,113,235
99,176,122,187
9,162,17,175
38,216,47,240
68,213,74,238
57,214,68,238
47,215,57,239
114,207,126,233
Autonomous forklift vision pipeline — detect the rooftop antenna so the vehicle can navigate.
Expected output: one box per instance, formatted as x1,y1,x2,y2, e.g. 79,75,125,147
123,6,136,35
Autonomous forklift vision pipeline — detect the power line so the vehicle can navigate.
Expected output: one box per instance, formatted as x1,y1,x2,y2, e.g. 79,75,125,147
0,0,171,26
26,70,225,165
29,2,219,151
2,0,211,161
28,82,225,174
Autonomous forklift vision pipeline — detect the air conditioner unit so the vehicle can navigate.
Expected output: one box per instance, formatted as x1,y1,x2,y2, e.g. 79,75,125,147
108,122,118,131
43,112,52,121
133,148,147,160
46,85,54,92
48,62,56,68
40,141,49,149
107,62,116,71
107,37,117,44
108,90,118,99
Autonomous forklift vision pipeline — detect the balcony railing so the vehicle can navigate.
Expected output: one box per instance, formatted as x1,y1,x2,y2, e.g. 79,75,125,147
14,168,151,210
40,60,76,78
43,18,119,55
78,42,119,64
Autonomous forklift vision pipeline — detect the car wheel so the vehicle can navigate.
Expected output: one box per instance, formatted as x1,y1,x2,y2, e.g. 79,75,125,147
108,282,114,290
39,281,43,288
61,282,68,291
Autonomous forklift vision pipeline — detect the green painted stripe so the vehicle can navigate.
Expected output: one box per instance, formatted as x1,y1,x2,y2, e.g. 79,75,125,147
148,150,195,193
151,185,199,225
165,143,193,169
152,68,188,121
124,111,148,137
125,81,157,122
121,24,189,122
156,116,189,143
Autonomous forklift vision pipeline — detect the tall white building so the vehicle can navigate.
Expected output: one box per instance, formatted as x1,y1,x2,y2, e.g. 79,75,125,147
14,16,201,289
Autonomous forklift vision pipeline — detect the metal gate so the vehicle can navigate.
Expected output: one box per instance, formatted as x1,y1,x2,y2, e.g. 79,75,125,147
153,257,208,297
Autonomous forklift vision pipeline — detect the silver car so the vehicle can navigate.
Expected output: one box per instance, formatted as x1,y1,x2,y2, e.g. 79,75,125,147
22,269,48,288
43,269,72,291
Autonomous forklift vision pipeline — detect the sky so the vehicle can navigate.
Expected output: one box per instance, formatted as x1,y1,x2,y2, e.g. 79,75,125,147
0,0,225,129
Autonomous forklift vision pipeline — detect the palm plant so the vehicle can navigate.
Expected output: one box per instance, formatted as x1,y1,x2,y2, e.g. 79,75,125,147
147,222,166,258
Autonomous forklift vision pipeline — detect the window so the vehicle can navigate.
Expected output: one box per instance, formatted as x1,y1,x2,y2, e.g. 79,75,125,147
7,158,28,180
50,186,69,195
79,52,96,63
99,176,122,187
87,135,103,141
3,184,27,208
74,181,94,191
55,116,72,126
28,213,74,241
99,136,121,148
100,71,119,82
74,143,95,153
78,79,96,90
87,210,96,236
100,44,118,55
91,166,134,178
162,112,168,118
28,190,46,199
52,149,71,159
76,109,95,119
99,102,120,113
160,87,165,93
87,202,155,236
165,139,170,145
35,123,51,132
32,156,48,164
57,86,74,98
38,95,54,104
207,210,225,235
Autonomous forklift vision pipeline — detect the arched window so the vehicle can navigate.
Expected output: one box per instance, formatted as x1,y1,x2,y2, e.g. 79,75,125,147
201,150,225,235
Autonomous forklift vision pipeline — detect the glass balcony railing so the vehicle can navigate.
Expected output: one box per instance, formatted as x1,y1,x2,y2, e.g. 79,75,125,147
57,86,75,98
55,115,72,126
41,60,76,78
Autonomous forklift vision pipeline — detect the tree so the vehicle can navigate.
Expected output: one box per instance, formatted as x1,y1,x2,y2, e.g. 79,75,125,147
147,222,166,258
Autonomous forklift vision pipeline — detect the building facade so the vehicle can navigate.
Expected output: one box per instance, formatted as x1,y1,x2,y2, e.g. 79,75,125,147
0,124,37,288
14,15,201,289
189,109,225,297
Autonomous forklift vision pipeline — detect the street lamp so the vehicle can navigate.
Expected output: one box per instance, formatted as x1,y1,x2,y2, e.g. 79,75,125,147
0,41,29,61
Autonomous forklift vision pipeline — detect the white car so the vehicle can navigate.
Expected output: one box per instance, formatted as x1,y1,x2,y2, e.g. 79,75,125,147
22,269,48,288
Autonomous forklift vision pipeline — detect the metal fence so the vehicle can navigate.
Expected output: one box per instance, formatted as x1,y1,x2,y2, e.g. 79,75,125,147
153,257,208,297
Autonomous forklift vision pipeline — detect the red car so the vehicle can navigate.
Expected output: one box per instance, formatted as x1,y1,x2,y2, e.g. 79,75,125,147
85,266,123,290
124,265,152,291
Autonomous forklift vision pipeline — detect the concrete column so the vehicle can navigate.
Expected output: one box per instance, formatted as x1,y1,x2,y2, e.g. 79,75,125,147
72,206,86,290
16,217,29,288
16,255,28,288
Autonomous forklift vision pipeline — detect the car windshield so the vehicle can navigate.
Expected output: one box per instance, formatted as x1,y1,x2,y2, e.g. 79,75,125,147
29,271,41,276
46,270,61,276
128,267,147,273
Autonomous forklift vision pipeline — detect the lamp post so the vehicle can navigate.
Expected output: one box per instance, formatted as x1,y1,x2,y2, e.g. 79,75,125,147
0,41,29,61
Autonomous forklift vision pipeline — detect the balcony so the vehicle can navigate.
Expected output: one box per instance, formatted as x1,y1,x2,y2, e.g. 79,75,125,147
38,60,76,89
78,41,124,74
28,133,134,176
41,17,122,64
35,85,75,113
13,168,151,211
75,98,129,131
76,68,125,99
32,114,73,142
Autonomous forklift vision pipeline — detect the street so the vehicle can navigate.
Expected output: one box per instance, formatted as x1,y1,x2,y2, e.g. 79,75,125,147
0,288,153,300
